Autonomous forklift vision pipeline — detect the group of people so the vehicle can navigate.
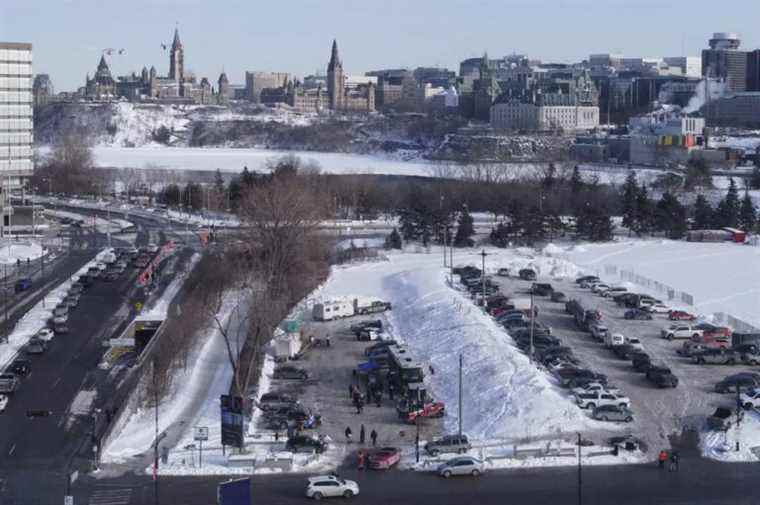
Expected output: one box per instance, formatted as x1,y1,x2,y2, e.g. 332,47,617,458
345,424,378,446
658,449,680,472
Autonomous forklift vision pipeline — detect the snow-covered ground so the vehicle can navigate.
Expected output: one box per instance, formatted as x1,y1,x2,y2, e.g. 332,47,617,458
45,209,134,234
0,240,45,265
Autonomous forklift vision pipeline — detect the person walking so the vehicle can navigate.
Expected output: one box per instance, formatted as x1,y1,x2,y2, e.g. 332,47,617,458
357,450,365,470
360,424,366,444
345,426,352,444
669,451,679,472
370,429,378,447
658,449,668,469
349,384,354,400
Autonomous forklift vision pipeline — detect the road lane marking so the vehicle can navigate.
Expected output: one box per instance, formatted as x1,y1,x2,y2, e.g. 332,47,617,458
51,377,61,389
7,444,15,456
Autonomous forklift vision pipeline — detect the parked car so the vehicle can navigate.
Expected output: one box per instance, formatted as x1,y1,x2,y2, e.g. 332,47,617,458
612,344,638,360
531,283,553,296
53,322,69,334
257,392,299,411
437,456,486,478
589,323,609,342
0,394,7,412
518,269,537,281
575,275,599,285
693,349,738,365
367,447,401,470
647,369,679,388
738,346,760,365
364,340,398,356
590,283,610,294
496,268,510,277
592,404,634,422
550,291,567,303
64,296,79,308
571,382,621,397
715,373,760,393
556,368,607,388
740,388,760,410
604,333,626,348
425,435,471,456
36,328,54,341
624,308,652,321
696,323,732,339
661,324,703,340
146,243,160,254
632,354,652,373
575,390,630,410
601,287,627,298
626,337,644,352
272,366,308,381
707,407,733,430
9,359,30,377
26,337,47,355
669,310,696,321
644,303,672,314
305,475,358,500
286,434,327,454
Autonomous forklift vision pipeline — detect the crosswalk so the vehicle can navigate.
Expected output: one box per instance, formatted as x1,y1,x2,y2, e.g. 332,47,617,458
88,487,133,505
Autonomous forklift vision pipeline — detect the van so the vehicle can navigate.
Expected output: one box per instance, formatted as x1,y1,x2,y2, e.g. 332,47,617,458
14,278,31,293
605,333,625,348
0,373,19,393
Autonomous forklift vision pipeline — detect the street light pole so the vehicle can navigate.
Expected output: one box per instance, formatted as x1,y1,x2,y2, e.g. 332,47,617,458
577,432,583,505
529,291,535,362
458,353,463,437
479,249,488,308
153,358,159,505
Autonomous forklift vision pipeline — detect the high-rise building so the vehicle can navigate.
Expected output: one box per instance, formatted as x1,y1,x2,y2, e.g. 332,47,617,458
0,42,33,189
702,32,747,92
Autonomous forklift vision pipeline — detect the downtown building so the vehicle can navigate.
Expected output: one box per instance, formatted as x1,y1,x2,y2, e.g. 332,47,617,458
0,42,33,190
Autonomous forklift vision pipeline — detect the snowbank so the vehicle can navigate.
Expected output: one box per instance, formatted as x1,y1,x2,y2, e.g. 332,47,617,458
0,241,45,265
702,410,760,462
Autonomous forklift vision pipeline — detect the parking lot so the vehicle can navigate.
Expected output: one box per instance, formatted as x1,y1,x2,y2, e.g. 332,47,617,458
254,313,443,465
494,273,757,453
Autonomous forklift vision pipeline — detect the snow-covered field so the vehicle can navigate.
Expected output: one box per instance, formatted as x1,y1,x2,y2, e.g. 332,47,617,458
0,240,45,265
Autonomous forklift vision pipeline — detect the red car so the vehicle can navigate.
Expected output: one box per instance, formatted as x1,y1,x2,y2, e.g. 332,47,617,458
669,310,696,321
404,401,445,424
368,447,401,470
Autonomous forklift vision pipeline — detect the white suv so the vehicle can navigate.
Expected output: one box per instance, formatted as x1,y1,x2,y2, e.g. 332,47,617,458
305,476,360,500
575,391,630,410
740,388,760,410
661,325,703,340
571,382,621,397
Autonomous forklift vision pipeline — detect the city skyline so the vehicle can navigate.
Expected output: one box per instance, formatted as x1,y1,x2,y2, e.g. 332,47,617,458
4,0,760,91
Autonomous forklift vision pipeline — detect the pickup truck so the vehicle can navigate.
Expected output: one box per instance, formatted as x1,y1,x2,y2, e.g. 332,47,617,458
661,324,703,340
574,391,630,410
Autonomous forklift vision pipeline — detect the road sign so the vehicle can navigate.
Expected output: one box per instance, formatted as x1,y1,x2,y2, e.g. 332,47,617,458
194,426,209,441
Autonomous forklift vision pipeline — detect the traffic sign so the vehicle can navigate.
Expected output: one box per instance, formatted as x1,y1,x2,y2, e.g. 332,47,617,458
194,426,209,441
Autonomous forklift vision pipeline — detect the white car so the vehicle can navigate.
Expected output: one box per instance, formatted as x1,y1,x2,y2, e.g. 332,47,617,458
575,391,630,410
571,382,621,397
95,262,107,272
661,325,703,340
626,337,644,351
602,287,627,298
305,475,359,500
36,328,55,342
437,456,487,478
740,388,760,410
53,313,68,324
147,243,159,253
591,283,610,294
645,303,671,314
0,394,7,412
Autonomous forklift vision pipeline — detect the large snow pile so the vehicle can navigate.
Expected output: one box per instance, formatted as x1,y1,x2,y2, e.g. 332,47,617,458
312,247,601,442
0,240,45,265
702,411,760,462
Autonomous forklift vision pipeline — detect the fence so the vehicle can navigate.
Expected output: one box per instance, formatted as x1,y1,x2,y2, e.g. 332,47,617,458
603,265,695,306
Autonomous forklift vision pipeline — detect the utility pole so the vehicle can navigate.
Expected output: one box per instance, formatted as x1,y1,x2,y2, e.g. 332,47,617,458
153,358,159,505
440,195,446,268
529,291,535,361
479,249,488,309
577,432,583,505
458,353,463,437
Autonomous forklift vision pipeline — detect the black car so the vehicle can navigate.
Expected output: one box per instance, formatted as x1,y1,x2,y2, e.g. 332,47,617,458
9,359,31,377
519,269,537,281
25,337,47,355
612,344,638,360
364,340,398,356
350,320,383,336
651,372,679,388
645,365,672,380
550,291,567,303
272,366,308,381
715,373,760,393
556,368,607,388
624,309,653,320
632,356,653,373
575,276,599,285
286,434,327,453
531,283,553,296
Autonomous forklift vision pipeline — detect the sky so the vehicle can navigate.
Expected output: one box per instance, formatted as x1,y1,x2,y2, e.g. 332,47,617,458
2,0,760,92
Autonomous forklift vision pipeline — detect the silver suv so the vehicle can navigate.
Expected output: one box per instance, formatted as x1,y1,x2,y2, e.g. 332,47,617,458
425,435,471,456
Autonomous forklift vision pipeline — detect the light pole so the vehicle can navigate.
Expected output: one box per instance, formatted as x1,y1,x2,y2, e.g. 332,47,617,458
479,249,488,308
577,432,583,505
458,353,463,437
529,291,535,361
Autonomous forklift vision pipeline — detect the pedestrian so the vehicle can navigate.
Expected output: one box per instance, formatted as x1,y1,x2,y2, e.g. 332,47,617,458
658,449,668,469
375,393,381,408
370,429,378,447
360,424,366,444
349,384,354,399
357,450,365,470
429,365,435,375
345,426,352,444
670,451,679,472
388,383,395,401
274,431,279,442
326,334,331,347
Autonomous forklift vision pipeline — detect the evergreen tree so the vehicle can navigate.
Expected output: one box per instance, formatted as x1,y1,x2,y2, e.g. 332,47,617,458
453,207,475,247
570,166,584,194
633,184,653,235
715,178,740,228
214,169,225,194
227,177,242,210
542,163,557,191
621,171,639,233
384,227,403,250
241,166,255,187
654,192,688,239
692,194,713,229
576,204,613,242
739,191,757,231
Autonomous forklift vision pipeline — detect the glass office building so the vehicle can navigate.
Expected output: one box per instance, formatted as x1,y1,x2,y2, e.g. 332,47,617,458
0,42,33,189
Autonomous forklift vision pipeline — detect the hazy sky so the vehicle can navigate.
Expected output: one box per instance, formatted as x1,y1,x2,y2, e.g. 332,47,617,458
2,0,760,92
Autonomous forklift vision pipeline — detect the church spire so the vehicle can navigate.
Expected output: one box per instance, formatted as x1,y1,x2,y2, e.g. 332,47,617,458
328,39,341,71
172,27,182,50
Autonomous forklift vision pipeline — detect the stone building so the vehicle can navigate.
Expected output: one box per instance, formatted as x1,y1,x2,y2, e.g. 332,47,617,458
32,74,53,107
85,55,116,100
245,71,289,103
218,72,232,103
325,40,374,113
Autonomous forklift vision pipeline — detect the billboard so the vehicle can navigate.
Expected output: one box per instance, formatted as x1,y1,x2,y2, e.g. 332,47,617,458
220,395,244,448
